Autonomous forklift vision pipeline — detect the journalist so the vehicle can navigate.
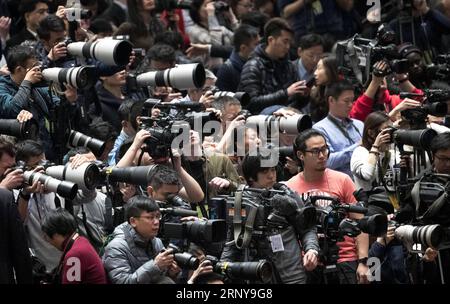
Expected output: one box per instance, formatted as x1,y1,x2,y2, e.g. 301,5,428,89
221,152,320,284
102,195,181,284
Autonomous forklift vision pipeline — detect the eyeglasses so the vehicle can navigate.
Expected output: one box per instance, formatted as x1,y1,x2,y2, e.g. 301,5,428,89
304,53,323,61
136,214,162,222
434,154,450,164
304,146,329,157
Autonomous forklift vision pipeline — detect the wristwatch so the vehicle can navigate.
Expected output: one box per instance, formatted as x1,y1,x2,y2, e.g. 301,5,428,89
357,257,368,266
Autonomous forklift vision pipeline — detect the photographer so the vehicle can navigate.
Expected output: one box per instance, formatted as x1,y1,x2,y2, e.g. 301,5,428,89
116,129,205,204
14,140,98,272
41,208,107,284
0,44,78,161
103,195,180,284
286,129,370,284
350,60,424,122
34,14,67,68
221,152,320,284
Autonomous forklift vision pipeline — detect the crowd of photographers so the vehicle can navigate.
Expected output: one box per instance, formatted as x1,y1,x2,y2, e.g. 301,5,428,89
1,0,450,285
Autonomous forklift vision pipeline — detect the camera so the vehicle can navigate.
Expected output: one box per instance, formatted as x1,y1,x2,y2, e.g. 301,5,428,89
67,39,133,66
0,118,39,140
23,170,78,200
210,87,250,107
45,163,101,191
131,63,206,90
40,66,97,90
67,130,106,157
246,114,312,134
160,219,227,243
214,1,230,12
205,255,273,283
65,7,92,20
385,127,437,150
154,0,193,12
391,222,444,250
165,244,200,270
101,165,160,185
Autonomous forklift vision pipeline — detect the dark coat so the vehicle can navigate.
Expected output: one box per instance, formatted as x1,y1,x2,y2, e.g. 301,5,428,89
238,44,300,114
0,188,33,284
216,50,246,93
4,28,37,56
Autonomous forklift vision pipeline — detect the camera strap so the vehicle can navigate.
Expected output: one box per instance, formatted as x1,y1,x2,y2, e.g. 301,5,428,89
326,115,360,144
233,185,258,250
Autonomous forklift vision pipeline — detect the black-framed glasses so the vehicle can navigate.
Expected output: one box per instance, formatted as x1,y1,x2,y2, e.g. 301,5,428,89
304,146,329,157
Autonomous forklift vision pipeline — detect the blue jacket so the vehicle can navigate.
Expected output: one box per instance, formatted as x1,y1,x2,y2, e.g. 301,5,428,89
216,50,246,93
369,241,410,284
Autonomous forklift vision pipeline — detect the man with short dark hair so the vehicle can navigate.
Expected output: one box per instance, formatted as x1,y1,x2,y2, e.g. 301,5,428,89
103,195,181,284
147,43,176,71
294,33,324,82
216,24,260,92
42,208,107,284
313,80,363,177
4,0,49,55
35,14,67,67
238,18,307,114
286,129,369,284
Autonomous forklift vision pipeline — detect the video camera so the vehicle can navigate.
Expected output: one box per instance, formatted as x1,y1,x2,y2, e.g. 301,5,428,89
205,255,273,283
160,219,227,243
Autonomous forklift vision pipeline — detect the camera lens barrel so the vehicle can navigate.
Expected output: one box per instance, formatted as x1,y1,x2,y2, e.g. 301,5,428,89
45,163,101,191
68,130,106,157
23,171,78,200
67,39,133,66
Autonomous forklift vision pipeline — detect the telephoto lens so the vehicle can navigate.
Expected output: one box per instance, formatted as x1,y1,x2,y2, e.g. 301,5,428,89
0,119,39,140
67,39,133,66
102,165,160,185
166,244,200,270
45,163,101,191
42,66,97,90
246,114,312,134
213,260,273,283
394,224,444,249
67,130,106,157
136,63,206,90
23,171,78,200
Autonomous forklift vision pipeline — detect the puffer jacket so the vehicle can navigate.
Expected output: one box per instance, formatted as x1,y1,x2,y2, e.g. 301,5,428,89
102,222,174,284
238,44,300,114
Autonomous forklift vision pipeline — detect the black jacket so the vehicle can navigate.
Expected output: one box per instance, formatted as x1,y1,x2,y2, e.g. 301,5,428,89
99,2,127,28
4,28,37,56
216,50,246,93
0,189,33,284
238,44,300,114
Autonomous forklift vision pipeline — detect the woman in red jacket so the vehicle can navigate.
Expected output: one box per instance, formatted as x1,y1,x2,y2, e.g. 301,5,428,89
350,60,424,122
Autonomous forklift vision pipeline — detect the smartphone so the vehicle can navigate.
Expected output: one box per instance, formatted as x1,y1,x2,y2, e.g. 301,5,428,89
305,77,316,88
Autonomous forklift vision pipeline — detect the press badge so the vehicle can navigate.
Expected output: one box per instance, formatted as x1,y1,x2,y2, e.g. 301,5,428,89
312,0,323,15
269,234,284,253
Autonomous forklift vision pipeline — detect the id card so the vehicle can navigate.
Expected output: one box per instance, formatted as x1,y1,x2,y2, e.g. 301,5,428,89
269,234,285,253
312,0,323,15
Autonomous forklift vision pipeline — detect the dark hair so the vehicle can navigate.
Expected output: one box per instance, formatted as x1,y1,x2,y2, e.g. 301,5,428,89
15,140,44,163
149,165,180,191
362,111,390,150
324,79,354,103
118,100,143,131
41,208,78,238
189,0,206,28
212,95,241,111
36,14,65,41
242,152,275,185
126,0,164,41
125,195,159,222
195,272,225,284
154,31,185,51
430,133,450,154
89,18,113,35
147,43,176,65
241,11,269,37
88,118,118,142
0,136,16,159
6,45,37,73
233,24,259,52
297,33,324,50
263,17,293,42
19,0,48,16
293,129,326,155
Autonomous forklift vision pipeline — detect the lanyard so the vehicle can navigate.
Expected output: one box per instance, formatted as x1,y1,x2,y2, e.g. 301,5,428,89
326,115,361,145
